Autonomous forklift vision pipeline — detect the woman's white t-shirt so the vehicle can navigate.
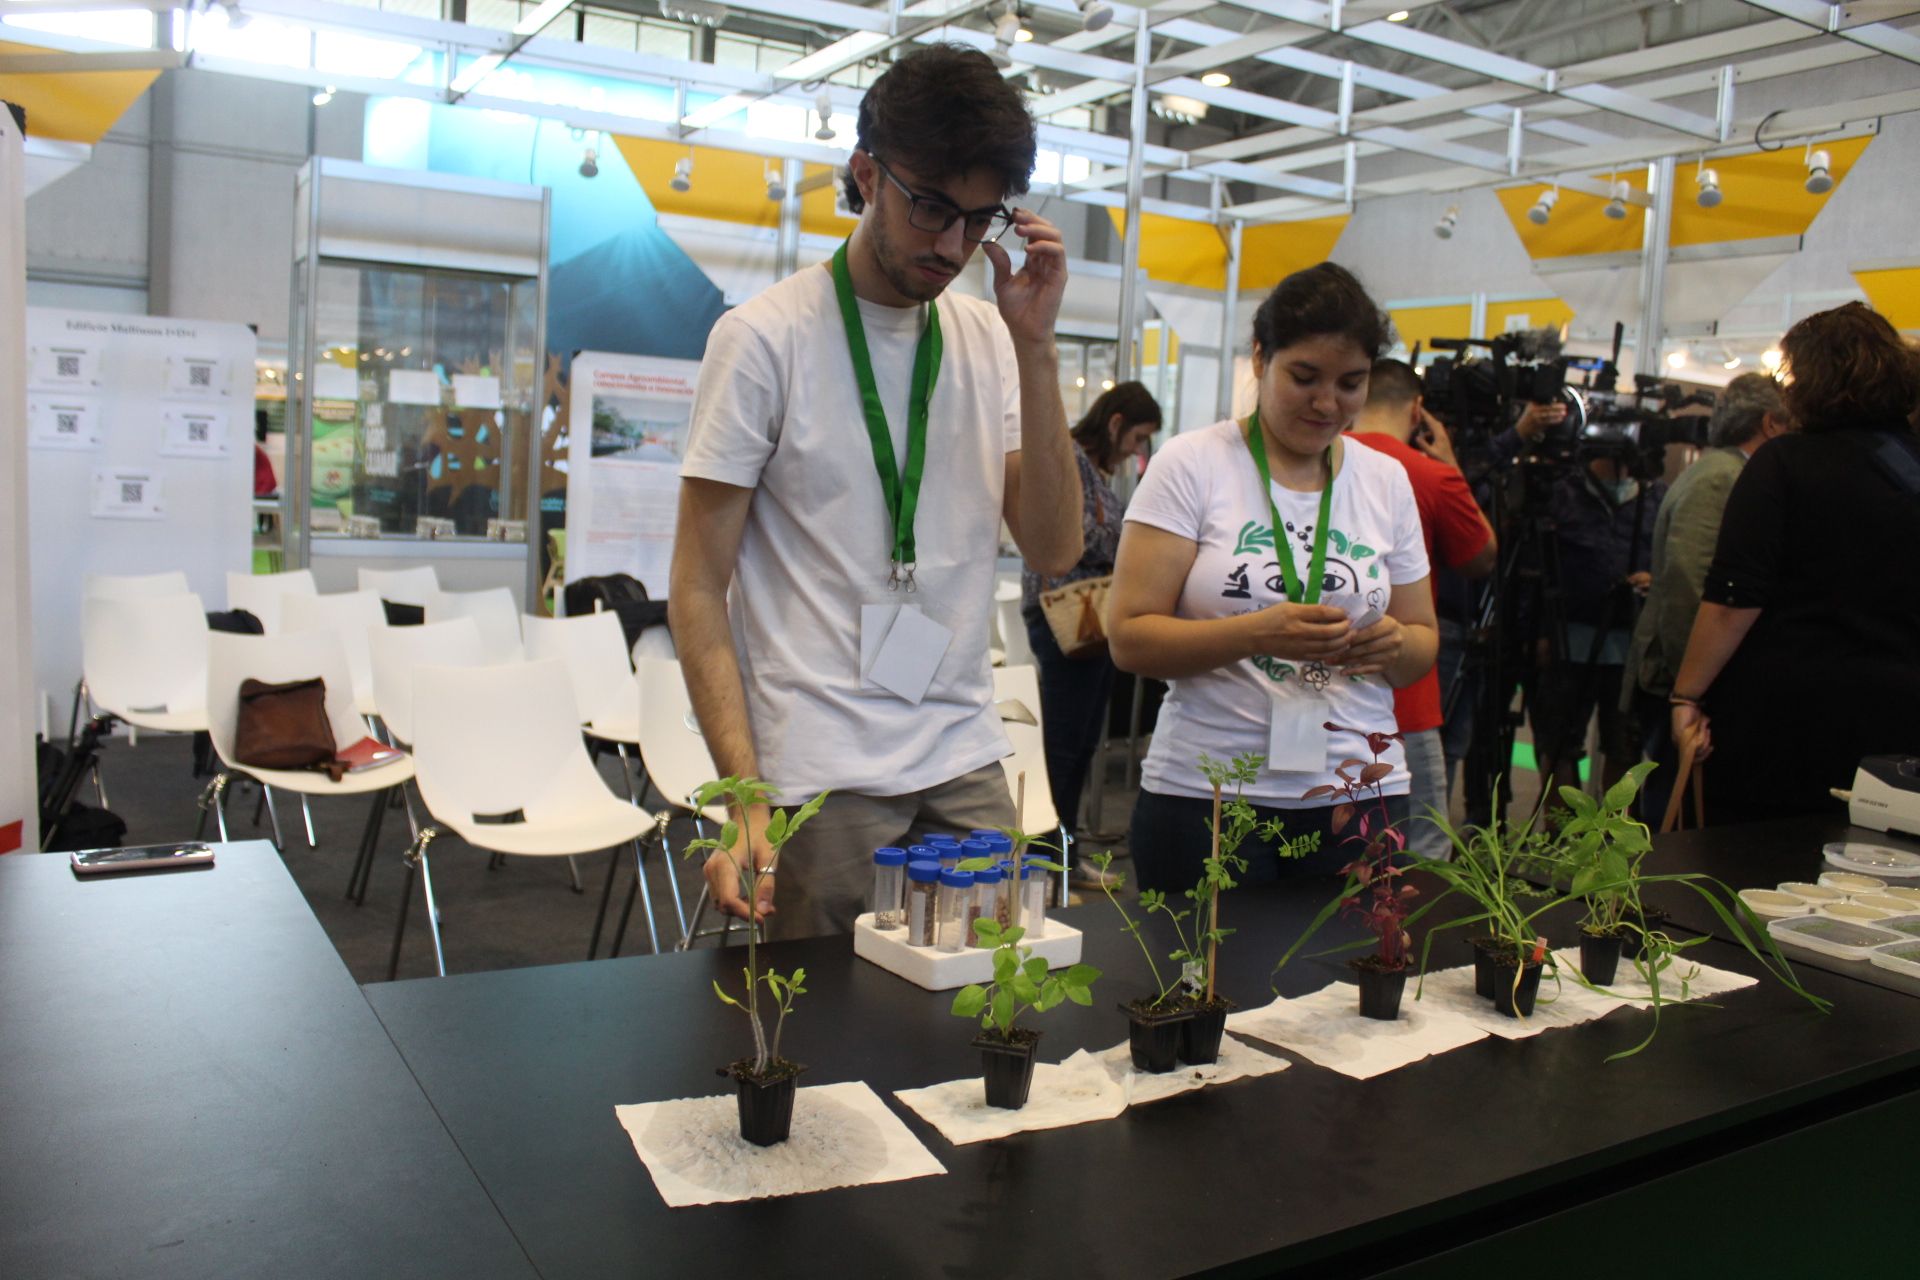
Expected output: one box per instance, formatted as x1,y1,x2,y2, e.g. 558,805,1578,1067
1124,419,1429,805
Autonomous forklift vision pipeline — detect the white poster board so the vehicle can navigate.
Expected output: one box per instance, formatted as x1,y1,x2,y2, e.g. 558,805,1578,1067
563,352,699,600
26,308,257,710
3,112,36,851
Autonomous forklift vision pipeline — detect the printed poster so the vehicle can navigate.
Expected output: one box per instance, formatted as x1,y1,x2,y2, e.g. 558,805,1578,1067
564,353,699,598
91,469,164,519
28,397,100,450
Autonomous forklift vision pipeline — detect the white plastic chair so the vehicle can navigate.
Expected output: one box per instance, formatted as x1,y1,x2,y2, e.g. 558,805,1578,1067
424,587,524,664
82,593,210,734
85,570,190,599
358,565,440,609
995,580,1036,668
368,618,485,749
523,611,636,734
635,656,730,951
395,658,659,978
993,663,1068,907
225,568,317,634
281,590,387,717
205,630,417,873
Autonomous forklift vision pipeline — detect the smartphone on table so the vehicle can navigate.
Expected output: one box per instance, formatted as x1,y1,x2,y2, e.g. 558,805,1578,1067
70,843,216,875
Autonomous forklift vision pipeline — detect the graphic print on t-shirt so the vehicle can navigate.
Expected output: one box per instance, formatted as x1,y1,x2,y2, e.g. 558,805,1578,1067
1232,517,1390,692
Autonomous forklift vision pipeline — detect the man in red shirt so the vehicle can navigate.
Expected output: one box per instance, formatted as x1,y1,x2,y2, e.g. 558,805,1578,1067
1349,359,1496,858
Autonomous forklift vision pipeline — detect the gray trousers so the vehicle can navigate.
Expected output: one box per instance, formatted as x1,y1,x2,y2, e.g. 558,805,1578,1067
1402,727,1453,861
765,762,1015,941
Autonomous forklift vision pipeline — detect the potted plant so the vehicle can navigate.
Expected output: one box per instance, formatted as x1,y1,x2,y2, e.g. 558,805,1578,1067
1556,761,1658,985
683,776,826,1146
1083,849,1188,1073
951,918,1100,1109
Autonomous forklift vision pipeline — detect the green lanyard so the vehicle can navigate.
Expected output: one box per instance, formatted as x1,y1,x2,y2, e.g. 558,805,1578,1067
1243,409,1334,605
830,240,942,592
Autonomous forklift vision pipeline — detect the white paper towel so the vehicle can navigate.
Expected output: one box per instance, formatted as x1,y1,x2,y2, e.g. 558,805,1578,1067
1552,949,1758,1007
893,1049,1128,1146
1226,982,1489,1079
1093,1033,1291,1105
1411,964,1631,1040
615,1080,947,1207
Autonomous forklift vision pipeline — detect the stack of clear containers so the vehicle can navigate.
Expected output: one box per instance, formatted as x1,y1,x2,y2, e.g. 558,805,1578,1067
936,869,974,952
870,847,908,928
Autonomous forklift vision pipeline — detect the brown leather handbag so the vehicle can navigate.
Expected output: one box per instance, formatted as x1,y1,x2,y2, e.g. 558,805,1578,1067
233,676,340,777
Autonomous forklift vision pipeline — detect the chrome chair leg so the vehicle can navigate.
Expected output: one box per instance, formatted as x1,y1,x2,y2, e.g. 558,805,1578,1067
300,795,317,848
389,828,446,980
610,834,661,957
566,856,583,894
615,742,639,804
92,759,108,808
196,773,230,842
1057,825,1073,908
658,812,689,940
588,843,623,960
261,784,286,853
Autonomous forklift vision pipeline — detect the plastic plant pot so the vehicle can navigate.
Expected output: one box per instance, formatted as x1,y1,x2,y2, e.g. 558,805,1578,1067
1579,930,1625,985
974,1029,1040,1110
1489,957,1544,1018
730,1060,805,1147
1352,960,1408,1021
1177,997,1234,1065
1470,936,1504,999
1121,1000,1186,1074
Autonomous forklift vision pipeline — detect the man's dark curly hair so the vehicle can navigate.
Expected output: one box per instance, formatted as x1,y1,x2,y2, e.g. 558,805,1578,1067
840,43,1037,214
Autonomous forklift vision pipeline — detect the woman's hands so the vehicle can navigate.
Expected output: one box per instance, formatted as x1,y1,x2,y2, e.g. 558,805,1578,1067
1245,602,1352,663
1671,701,1712,760
1337,615,1406,677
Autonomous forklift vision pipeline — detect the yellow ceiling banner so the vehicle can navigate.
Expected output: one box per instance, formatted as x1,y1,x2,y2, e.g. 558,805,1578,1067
1104,211,1349,293
0,41,160,145
1485,296,1575,338
1389,303,1474,355
611,135,853,237
1852,267,1920,332
1498,133,1874,260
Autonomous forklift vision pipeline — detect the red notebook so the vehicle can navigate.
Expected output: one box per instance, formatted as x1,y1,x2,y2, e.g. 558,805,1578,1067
335,736,406,773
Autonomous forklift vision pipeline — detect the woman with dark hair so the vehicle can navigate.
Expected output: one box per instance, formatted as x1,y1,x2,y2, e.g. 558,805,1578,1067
1670,301,1920,824
1022,381,1160,887
1109,263,1438,890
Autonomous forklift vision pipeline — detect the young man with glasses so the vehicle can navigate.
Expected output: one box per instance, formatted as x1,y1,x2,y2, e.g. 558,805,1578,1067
671,44,1082,939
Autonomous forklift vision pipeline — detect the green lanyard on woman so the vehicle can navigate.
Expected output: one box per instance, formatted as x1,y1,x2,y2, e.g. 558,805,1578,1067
1243,408,1333,605
830,240,943,591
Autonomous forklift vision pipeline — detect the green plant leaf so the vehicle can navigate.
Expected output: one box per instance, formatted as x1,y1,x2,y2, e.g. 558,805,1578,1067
1063,983,1093,1006
1063,963,1102,988
951,985,988,1018
1023,957,1050,982
990,988,1014,1032
1010,974,1041,1004
1002,925,1026,947
712,980,743,1009
1557,787,1598,819
973,917,1003,946
1035,981,1065,1012
993,948,1018,985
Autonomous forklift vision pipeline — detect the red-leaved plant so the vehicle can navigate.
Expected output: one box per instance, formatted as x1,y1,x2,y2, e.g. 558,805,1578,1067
1304,724,1416,973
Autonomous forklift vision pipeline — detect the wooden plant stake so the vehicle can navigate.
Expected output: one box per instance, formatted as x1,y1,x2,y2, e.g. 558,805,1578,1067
1206,779,1222,1004
1010,771,1027,933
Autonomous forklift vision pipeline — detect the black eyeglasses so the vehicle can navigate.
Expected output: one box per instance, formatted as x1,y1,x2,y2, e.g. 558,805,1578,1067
869,153,1014,244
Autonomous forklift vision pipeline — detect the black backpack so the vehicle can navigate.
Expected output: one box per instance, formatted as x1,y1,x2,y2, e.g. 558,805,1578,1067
563,574,669,655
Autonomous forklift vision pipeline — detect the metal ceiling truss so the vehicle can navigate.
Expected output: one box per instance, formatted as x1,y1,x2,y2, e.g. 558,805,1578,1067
10,0,1920,228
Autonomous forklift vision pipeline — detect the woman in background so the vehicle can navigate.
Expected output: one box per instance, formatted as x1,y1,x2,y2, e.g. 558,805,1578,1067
1022,381,1160,889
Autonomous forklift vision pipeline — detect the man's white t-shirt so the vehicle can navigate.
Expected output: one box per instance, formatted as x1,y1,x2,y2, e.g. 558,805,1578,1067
1124,419,1429,805
680,262,1021,804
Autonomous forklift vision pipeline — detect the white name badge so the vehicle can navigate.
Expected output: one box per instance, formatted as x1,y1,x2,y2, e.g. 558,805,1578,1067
1267,687,1331,774
860,603,953,706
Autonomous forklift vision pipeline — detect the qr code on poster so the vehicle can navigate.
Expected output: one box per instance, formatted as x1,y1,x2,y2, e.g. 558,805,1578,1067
189,364,212,387
121,481,143,505
57,412,79,434
188,421,208,442
57,355,80,378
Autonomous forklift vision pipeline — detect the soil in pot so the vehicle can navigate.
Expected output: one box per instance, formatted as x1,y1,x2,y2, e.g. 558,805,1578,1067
1620,908,1671,961
974,1028,1041,1111
1351,956,1409,1020
1177,996,1235,1065
725,1057,806,1147
1488,956,1545,1018
1580,928,1625,985
1122,998,1187,1074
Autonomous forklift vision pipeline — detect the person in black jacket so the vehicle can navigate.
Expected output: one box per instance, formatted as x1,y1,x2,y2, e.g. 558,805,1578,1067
1670,302,1920,824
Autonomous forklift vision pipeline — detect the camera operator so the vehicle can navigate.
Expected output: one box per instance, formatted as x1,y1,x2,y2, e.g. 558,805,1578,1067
1620,373,1792,820
1530,446,1664,802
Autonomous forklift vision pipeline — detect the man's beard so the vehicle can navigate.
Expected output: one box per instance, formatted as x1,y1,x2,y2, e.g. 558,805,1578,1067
871,212,961,304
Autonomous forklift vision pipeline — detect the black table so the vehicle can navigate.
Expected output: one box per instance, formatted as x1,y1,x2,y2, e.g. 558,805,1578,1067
0,843,536,1280
365,860,1920,1278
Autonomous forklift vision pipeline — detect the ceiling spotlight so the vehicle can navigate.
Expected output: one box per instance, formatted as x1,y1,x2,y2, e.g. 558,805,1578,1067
1723,353,1742,370
579,146,598,179
1101,379,1116,391
1805,148,1834,194
1200,72,1231,88
1603,178,1629,220
669,155,693,193
765,163,785,201
1386,9,1411,20
1154,93,1208,125
991,10,1021,67
311,86,335,107
1666,349,1689,371
658,0,729,27
1761,347,1784,372
1433,205,1459,240
1527,187,1558,225
1015,5,1033,41
813,87,835,141
219,0,250,29
1076,0,1112,33
1696,167,1722,208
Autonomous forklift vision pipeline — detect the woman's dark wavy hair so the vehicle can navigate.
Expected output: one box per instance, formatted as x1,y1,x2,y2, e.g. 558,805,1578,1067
841,44,1036,213
1070,381,1161,470
1251,262,1394,361
1779,301,1920,433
